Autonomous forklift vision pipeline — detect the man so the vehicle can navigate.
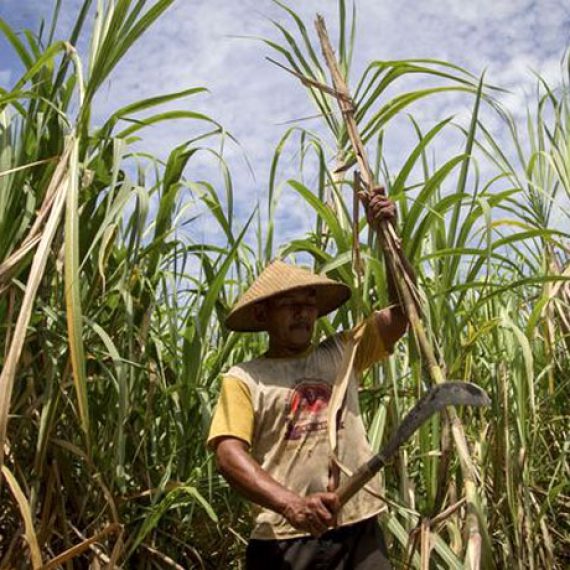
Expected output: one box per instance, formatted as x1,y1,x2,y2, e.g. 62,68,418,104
207,188,408,569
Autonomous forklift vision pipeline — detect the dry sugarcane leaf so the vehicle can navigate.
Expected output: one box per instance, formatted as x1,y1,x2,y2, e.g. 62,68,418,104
42,523,122,569
1,465,43,569
0,137,73,472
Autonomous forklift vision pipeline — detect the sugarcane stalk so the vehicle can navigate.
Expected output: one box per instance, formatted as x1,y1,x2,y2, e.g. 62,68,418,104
314,15,491,569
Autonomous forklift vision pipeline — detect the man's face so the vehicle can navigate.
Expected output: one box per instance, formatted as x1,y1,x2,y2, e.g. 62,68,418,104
255,288,319,352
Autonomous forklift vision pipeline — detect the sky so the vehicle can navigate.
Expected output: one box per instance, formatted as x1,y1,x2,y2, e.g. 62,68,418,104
1,0,570,250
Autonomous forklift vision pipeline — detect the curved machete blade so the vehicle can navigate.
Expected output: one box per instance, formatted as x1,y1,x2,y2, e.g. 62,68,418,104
336,382,491,506
379,381,491,462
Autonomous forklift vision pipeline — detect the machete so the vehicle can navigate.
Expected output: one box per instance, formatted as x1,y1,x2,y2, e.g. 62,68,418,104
336,382,491,506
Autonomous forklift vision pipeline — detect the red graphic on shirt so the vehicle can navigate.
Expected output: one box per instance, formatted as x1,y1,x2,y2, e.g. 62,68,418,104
285,380,332,441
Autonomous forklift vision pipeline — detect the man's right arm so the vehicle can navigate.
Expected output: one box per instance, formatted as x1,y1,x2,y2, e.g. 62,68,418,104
214,436,339,537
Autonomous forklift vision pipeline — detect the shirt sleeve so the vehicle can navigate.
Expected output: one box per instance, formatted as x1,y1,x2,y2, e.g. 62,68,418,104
207,375,254,450
347,313,389,373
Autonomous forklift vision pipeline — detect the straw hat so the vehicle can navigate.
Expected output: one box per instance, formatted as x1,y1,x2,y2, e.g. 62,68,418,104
226,260,351,332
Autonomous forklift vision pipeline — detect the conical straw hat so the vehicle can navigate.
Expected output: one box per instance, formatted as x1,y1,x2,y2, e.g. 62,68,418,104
226,260,351,332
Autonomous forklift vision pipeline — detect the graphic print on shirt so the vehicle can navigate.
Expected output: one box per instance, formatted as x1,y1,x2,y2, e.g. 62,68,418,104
285,379,334,441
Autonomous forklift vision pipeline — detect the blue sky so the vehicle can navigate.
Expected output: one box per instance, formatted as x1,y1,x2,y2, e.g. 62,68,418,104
1,0,569,249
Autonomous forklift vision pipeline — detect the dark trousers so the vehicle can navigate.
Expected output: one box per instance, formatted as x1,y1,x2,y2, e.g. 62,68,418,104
245,517,392,570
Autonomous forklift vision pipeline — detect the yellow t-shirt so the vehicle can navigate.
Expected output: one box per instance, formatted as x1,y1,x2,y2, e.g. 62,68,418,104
207,314,388,540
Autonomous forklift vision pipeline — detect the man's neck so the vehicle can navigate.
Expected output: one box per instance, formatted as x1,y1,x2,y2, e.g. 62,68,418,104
265,341,312,358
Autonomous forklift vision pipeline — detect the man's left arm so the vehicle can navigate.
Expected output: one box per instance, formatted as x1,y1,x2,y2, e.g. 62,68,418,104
360,186,414,351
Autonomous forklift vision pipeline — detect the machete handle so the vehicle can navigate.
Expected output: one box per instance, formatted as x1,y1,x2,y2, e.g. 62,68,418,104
336,454,385,507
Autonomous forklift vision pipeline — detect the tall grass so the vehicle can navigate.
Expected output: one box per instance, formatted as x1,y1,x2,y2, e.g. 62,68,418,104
0,1,568,568
0,1,238,566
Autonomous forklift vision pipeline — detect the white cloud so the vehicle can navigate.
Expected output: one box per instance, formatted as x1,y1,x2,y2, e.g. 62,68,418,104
0,70,11,85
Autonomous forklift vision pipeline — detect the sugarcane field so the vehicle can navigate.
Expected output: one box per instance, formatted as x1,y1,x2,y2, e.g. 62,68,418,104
1,0,569,568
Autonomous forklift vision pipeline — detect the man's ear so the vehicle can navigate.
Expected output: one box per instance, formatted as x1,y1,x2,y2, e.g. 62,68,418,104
252,302,268,324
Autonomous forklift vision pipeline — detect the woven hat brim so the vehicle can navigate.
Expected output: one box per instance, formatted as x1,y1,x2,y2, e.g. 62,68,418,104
226,282,351,332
